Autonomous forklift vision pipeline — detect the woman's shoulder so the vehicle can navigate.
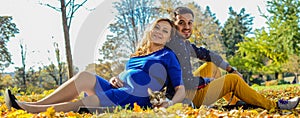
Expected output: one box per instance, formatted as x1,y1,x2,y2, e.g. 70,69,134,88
161,47,177,57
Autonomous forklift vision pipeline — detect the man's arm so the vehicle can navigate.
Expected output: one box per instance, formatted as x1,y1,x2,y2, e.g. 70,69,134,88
190,43,243,77
190,43,238,74
190,44,211,61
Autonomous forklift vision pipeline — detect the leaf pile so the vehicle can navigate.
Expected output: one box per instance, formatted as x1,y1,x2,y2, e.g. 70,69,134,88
0,85,299,117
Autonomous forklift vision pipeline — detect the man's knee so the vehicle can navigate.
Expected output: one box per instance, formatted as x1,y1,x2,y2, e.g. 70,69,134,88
224,74,242,83
194,62,221,78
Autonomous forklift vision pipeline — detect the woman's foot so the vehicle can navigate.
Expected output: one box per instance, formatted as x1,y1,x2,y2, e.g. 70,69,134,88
4,89,23,110
277,96,300,110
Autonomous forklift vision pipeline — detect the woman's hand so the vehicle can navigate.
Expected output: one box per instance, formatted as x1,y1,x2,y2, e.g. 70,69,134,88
109,76,124,88
156,100,173,108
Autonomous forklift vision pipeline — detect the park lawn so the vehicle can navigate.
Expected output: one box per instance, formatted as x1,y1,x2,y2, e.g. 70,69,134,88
0,84,299,117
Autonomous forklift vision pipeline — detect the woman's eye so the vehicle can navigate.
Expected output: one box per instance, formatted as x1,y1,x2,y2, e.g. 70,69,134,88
154,25,160,29
163,30,168,33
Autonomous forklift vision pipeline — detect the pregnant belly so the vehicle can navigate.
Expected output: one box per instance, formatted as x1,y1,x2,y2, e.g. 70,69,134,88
119,69,165,97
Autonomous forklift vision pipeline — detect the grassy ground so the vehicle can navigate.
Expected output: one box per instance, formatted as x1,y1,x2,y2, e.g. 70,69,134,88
0,84,300,117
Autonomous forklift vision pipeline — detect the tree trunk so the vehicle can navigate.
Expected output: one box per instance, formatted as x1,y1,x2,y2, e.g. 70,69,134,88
293,73,298,84
60,0,73,79
21,43,26,88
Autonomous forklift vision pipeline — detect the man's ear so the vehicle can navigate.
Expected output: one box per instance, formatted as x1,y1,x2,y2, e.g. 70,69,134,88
148,88,154,96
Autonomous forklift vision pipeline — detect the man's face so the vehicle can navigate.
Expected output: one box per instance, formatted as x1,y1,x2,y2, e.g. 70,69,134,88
174,13,194,39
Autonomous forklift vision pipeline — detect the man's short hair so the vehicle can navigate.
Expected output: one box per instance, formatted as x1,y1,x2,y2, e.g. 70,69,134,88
172,7,194,21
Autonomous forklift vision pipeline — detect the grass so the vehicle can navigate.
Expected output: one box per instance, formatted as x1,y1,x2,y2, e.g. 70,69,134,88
0,84,300,117
252,84,300,91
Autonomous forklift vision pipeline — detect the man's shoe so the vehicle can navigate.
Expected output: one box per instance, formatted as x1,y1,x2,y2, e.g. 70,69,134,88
277,97,299,110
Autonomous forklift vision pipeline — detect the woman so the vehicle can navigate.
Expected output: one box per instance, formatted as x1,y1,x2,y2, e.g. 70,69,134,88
5,18,186,113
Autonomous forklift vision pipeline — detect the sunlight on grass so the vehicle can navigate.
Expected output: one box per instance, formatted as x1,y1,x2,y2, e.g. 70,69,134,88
0,84,300,117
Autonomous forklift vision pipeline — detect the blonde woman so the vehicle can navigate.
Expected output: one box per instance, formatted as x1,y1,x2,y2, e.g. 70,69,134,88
5,18,185,113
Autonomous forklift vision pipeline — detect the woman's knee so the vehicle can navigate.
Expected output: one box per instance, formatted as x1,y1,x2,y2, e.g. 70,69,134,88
74,71,97,88
75,71,95,81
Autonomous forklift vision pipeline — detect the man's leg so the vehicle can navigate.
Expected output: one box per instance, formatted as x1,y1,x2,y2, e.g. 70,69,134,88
192,74,277,110
193,62,240,105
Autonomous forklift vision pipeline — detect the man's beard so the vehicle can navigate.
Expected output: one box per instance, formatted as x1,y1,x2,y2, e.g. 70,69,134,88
175,27,191,39
184,34,191,39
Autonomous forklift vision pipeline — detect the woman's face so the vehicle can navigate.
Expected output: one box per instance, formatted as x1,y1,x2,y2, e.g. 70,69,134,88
150,21,172,45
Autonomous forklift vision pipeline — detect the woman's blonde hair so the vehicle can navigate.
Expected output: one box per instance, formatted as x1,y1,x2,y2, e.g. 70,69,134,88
131,18,174,57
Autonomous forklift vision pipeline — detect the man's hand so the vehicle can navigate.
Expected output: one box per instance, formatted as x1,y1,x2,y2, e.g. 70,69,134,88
227,66,243,78
203,77,213,84
109,76,124,88
233,71,243,78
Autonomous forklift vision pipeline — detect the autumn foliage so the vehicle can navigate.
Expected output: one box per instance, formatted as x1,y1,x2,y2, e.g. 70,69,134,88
0,85,300,117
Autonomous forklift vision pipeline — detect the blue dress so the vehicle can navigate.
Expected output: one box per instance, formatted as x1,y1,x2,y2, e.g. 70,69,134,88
93,47,183,108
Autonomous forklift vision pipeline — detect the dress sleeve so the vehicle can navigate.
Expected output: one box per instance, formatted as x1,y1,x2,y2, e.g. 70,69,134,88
165,51,183,88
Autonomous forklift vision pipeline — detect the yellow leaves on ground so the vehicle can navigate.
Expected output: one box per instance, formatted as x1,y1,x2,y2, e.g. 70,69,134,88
133,102,143,112
5,108,34,118
0,85,300,117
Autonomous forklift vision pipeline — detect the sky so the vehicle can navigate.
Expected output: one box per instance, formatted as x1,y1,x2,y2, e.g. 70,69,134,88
0,0,268,72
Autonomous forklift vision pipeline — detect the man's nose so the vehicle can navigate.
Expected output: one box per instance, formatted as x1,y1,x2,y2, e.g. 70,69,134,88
184,23,190,29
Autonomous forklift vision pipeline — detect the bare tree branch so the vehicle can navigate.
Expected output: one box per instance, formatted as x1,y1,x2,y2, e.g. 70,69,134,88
73,0,88,13
67,0,88,27
38,2,61,12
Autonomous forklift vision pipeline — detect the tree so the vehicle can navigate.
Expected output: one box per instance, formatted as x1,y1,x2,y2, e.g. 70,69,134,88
184,2,225,69
158,0,182,17
53,42,67,85
99,0,158,63
221,7,253,59
282,54,300,84
93,61,124,80
43,62,67,86
0,16,19,71
44,41,67,85
204,6,220,26
263,0,300,55
40,0,91,78
19,39,27,88
201,6,224,55
0,74,13,89
232,0,300,81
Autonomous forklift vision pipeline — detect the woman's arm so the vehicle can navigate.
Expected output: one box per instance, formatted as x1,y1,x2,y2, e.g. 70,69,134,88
160,85,185,108
170,85,186,105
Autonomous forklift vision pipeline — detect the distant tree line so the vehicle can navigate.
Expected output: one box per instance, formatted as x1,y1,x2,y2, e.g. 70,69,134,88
0,0,299,92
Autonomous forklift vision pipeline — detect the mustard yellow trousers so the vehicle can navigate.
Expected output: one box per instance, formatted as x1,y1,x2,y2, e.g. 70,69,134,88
191,62,277,110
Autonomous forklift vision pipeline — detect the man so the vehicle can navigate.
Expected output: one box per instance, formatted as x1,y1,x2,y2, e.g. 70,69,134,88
166,6,299,110
166,6,241,106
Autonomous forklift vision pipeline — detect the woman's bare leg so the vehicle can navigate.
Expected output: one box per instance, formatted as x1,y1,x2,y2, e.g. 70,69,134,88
17,95,100,113
28,71,97,105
